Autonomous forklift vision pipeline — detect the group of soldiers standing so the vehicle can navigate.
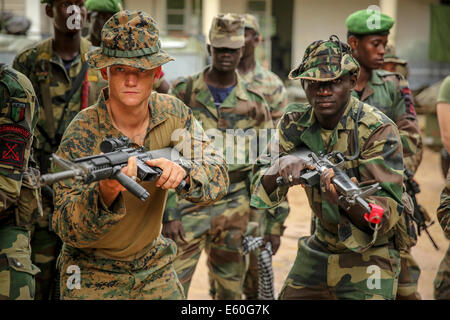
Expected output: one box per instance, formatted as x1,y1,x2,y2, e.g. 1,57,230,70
0,0,448,301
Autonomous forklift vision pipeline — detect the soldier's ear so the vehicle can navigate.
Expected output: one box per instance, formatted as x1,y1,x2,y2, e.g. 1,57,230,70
347,35,358,50
45,4,54,18
100,68,108,80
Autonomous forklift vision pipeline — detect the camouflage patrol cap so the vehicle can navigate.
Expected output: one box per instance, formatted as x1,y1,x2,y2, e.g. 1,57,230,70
209,13,245,49
384,44,407,65
86,10,173,70
86,0,123,13
289,35,360,81
346,9,394,35
243,13,260,34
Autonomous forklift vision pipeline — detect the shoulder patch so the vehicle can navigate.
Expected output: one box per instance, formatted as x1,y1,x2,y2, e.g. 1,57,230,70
0,124,31,169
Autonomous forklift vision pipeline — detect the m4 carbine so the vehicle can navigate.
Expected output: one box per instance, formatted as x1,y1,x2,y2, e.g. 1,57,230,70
40,136,188,201
276,147,384,225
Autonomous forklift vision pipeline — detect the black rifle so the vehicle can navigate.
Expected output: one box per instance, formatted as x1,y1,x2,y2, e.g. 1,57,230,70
276,147,383,223
404,168,439,250
39,136,187,201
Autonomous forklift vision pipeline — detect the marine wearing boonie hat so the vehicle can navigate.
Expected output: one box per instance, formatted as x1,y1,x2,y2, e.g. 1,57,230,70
209,13,245,49
289,35,360,82
85,0,123,13
243,13,260,34
85,10,174,70
346,9,394,35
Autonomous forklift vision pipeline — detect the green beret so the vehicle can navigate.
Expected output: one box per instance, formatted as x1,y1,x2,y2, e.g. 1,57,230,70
40,0,53,4
86,0,123,13
346,9,394,35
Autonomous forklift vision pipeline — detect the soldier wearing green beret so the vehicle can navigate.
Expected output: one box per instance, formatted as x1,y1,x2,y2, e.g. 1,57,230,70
237,13,290,300
13,0,114,300
0,64,42,299
51,10,228,300
162,13,273,299
251,36,405,299
346,9,423,300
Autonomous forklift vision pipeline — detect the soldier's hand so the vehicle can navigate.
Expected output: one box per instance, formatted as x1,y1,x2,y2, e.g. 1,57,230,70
100,156,138,207
263,234,281,255
278,155,315,186
162,220,188,244
320,169,358,206
146,158,187,190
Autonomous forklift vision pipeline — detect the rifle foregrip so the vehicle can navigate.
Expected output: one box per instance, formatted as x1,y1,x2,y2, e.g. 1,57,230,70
40,170,80,185
114,171,150,202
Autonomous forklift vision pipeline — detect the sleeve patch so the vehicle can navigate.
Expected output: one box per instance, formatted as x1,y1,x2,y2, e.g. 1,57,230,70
0,136,26,169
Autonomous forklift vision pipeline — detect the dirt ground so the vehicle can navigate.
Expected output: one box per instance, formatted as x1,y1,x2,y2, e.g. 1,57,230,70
188,126,449,300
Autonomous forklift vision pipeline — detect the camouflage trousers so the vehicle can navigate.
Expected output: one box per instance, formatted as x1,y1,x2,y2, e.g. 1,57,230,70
57,235,184,300
31,195,62,300
0,225,40,299
434,243,450,300
173,182,251,300
279,236,401,300
396,249,421,300
243,201,290,299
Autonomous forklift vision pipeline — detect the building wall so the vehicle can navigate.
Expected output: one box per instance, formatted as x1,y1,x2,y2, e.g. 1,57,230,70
123,0,166,34
291,0,374,68
220,0,247,14
2,0,25,15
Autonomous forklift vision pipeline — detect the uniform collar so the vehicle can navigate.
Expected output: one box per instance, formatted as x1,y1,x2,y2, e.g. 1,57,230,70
193,66,250,119
298,96,358,153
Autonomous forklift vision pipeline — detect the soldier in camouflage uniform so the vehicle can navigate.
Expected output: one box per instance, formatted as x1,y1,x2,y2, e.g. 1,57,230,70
251,36,405,300
51,10,228,300
346,10,423,300
84,0,170,94
237,13,290,299
12,0,108,300
162,13,273,300
381,44,409,79
0,64,42,299
434,75,450,300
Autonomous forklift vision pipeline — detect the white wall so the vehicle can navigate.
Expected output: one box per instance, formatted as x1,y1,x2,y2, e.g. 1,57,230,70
220,0,247,14
291,0,374,68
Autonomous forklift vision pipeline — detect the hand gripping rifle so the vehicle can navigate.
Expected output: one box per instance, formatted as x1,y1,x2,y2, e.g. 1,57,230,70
39,136,188,202
276,147,384,226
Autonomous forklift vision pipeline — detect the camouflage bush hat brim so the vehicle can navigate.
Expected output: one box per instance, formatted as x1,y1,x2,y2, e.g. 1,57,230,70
384,44,407,65
86,10,174,70
209,13,245,49
289,35,360,81
346,9,394,35
86,0,123,13
243,13,260,34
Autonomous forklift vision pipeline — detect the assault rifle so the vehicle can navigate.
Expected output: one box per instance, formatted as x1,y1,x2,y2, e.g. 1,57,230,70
404,168,439,250
276,147,384,224
39,136,188,202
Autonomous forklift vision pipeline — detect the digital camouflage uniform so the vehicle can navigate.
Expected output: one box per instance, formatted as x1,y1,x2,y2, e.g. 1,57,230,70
13,34,106,299
238,13,290,299
0,64,42,299
251,39,405,300
51,10,229,300
164,14,273,300
346,10,423,300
